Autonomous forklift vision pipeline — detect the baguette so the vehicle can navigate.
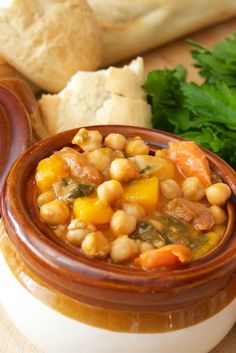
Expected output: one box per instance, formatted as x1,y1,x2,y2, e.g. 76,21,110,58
87,0,236,65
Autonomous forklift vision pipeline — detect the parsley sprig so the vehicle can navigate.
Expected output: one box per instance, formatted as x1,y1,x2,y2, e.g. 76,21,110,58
144,33,236,168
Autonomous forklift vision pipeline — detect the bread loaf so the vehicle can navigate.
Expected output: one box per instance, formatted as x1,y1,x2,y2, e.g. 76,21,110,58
0,57,39,93
87,0,236,65
0,0,102,93
38,57,151,138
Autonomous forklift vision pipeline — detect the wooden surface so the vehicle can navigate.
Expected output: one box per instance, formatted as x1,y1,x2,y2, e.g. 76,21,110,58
144,17,236,81
1,17,236,353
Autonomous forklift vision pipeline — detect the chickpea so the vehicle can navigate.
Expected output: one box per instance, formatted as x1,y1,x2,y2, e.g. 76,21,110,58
37,190,55,206
160,179,182,199
40,200,70,226
209,205,227,225
81,231,110,258
54,225,67,241
67,219,96,245
136,240,154,254
104,133,126,151
110,236,138,263
113,150,125,159
97,180,124,205
206,183,231,206
72,128,102,152
109,158,139,182
125,137,149,157
121,202,146,220
182,177,205,201
86,148,113,173
110,210,137,235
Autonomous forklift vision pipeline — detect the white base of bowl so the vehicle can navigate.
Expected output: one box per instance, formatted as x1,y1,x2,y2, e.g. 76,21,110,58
0,251,235,353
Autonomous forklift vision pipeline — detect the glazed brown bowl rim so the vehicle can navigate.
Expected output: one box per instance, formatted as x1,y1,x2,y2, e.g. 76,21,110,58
0,84,32,197
1,125,236,311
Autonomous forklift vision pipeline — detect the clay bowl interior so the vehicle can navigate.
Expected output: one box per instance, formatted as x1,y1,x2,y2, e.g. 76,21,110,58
1,125,236,312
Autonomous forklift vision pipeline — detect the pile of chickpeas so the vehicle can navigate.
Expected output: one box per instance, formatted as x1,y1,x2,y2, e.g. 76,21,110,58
36,128,231,266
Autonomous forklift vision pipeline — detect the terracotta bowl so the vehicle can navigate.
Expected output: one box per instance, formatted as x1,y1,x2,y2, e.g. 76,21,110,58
1,125,236,313
0,83,32,195
1,125,236,353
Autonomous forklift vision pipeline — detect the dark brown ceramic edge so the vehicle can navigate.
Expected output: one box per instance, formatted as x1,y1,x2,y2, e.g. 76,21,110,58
0,84,32,196
0,78,48,141
1,125,236,312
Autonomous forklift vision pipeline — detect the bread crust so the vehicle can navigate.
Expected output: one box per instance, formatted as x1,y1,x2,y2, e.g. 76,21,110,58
87,0,236,65
0,0,102,92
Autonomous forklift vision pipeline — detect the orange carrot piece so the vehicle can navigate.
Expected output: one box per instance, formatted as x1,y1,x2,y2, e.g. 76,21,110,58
167,141,212,187
135,244,191,270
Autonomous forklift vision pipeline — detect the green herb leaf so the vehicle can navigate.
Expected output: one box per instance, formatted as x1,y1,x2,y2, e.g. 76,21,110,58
144,66,187,131
131,220,168,247
54,178,95,200
181,82,236,130
154,215,190,246
144,60,236,168
140,165,152,174
131,216,190,247
189,33,236,88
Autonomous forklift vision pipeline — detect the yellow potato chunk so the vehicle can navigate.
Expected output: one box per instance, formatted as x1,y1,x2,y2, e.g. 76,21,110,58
134,155,176,180
35,155,70,193
124,177,159,212
191,232,220,260
73,197,113,225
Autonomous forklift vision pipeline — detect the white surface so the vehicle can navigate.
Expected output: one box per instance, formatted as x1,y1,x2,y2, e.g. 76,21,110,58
0,251,236,353
0,303,42,353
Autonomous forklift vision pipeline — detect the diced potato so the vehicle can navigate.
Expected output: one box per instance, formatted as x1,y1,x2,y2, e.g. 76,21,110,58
133,155,176,180
35,155,70,193
155,149,168,158
73,197,113,225
123,177,159,212
211,225,226,239
191,232,220,260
